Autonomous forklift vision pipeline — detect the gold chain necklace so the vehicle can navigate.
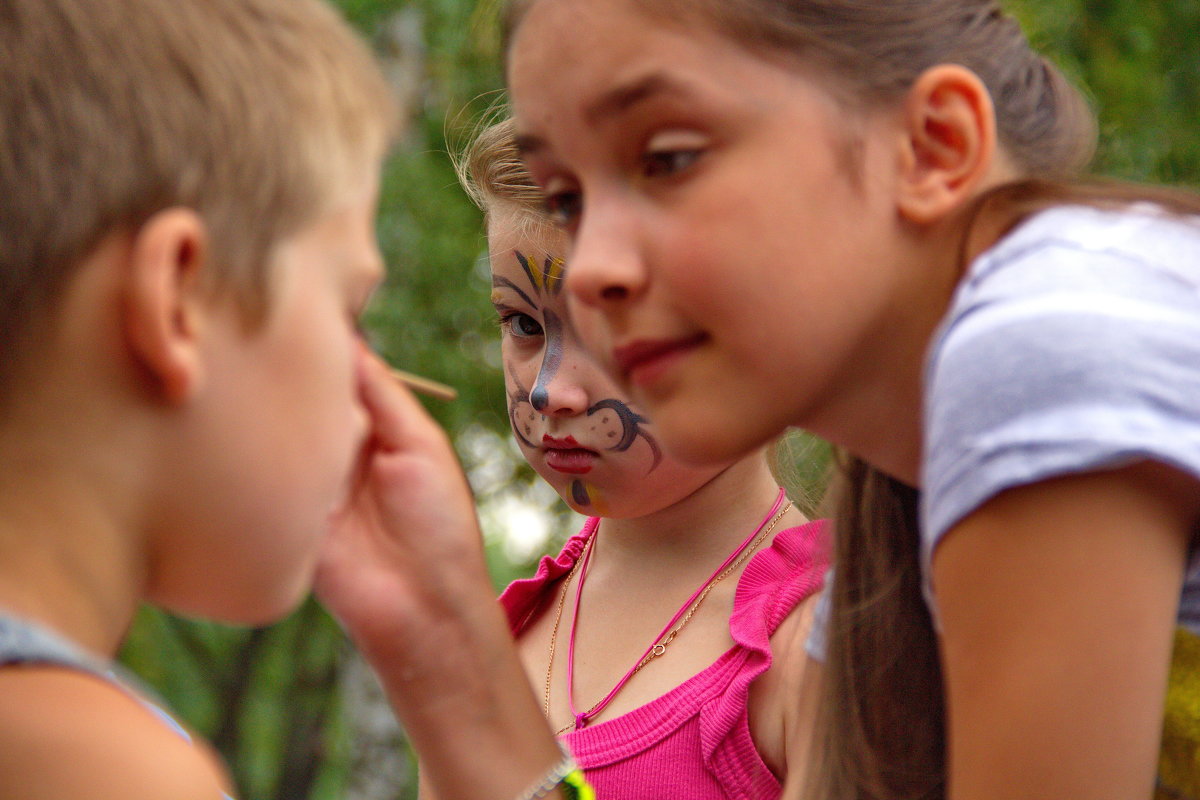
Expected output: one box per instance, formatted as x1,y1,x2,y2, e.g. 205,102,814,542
543,498,793,735
542,540,587,724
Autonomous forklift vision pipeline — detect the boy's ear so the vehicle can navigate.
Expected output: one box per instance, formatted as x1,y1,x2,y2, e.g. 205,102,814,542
894,64,997,225
121,208,211,403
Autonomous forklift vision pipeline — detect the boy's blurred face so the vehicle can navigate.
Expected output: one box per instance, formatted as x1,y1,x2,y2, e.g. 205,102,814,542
488,206,727,519
152,173,383,624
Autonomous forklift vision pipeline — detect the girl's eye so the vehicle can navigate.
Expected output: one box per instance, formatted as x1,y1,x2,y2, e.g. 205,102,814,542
641,148,701,179
544,190,582,228
500,312,544,339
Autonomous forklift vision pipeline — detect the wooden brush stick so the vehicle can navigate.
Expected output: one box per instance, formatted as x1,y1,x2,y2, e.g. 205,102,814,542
389,368,458,402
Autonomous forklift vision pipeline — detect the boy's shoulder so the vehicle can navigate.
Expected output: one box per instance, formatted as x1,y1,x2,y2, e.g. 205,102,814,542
0,666,231,800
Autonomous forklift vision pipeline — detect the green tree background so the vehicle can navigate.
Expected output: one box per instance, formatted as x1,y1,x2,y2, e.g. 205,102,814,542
118,1,1200,798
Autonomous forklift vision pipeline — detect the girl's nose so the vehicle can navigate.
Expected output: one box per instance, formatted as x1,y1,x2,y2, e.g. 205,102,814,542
530,311,592,416
530,362,591,417
564,198,646,311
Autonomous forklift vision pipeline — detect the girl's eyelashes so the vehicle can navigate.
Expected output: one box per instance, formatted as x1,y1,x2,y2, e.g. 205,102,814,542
530,129,706,227
543,189,582,228
640,129,708,179
641,147,702,179
498,310,545,339
522,161,580,228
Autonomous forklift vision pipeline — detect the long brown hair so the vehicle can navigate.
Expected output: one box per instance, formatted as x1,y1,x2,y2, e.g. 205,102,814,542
816,457,941,800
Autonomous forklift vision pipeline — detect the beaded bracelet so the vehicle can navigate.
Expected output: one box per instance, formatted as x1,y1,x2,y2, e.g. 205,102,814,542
558,768,595,800
513,749,596,800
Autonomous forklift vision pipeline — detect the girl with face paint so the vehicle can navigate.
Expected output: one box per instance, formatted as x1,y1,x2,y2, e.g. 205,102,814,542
441,118,828,798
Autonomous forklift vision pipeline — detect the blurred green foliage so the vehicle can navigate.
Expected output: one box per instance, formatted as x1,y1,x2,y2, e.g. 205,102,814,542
1009,0,1200,182
118,1,1200,798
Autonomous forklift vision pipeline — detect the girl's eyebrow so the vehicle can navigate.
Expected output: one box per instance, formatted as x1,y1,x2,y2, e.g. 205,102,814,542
583,72,688,125
514,71,698,157
491,275,537,307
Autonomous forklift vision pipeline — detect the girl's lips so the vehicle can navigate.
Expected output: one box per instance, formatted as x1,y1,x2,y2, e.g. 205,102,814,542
612,334,707,387
543,447,597,474
542,434,581,448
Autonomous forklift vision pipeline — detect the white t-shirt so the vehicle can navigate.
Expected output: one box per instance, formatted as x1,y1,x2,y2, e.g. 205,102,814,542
809,203,1200,661
922,203,1200,631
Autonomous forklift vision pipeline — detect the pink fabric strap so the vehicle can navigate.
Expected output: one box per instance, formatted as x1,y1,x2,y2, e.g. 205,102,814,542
565,487,788,730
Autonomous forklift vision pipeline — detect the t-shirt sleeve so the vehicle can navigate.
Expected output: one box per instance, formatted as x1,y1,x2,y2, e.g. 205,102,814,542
922,224,1200,568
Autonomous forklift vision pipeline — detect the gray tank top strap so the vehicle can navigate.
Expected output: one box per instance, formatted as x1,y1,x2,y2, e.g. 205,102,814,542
0,613,107,675
0,612,233,796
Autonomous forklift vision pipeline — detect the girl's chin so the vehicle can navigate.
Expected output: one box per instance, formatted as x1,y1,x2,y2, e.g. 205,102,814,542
658,412,781,467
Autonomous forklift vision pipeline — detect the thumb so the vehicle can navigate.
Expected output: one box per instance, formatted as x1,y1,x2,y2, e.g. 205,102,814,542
356,343,446,454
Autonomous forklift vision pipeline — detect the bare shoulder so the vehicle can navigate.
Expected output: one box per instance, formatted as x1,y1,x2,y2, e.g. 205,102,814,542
932,462,1199,799
748,591,823,781
0,667,233,800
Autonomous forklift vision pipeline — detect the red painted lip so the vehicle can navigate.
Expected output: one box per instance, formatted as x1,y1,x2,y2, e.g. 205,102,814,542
612,334,707,386
542,434,582,449
542,435,597,474
544,448,596,474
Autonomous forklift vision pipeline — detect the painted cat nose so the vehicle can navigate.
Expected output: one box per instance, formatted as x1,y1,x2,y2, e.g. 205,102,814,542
531,374,590,416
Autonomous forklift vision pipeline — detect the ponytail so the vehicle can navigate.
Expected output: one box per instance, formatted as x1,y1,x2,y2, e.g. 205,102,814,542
805,456,944,800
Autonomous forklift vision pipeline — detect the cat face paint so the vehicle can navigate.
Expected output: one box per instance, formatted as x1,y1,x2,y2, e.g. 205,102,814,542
503,248,568,414
488,208,728,519
506,366,662,469
570,479,610,516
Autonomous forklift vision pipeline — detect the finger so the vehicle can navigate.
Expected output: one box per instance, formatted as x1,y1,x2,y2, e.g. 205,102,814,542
356,344,446,453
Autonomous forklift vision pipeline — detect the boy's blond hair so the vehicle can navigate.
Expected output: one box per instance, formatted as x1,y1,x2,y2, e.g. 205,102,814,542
0,0,398,396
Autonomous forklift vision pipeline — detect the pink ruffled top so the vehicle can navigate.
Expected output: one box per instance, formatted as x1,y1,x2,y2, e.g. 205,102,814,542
499,518,829,799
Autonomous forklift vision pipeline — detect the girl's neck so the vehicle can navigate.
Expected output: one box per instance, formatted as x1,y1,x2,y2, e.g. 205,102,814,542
589,453,794,578
809,213,980,487
813,363,926,486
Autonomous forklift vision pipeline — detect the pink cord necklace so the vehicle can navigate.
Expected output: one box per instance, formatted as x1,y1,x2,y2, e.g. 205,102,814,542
561,487,788,732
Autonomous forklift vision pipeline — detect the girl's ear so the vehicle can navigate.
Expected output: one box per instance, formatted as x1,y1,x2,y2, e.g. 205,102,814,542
895,64,998,225
121,208,210,403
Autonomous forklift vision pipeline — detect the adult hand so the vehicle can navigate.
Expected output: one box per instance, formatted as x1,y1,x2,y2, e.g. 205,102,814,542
316,345,562,800
317,345,492,663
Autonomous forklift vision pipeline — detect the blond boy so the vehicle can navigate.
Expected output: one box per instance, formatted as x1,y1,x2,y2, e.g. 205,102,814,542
0,1,398,796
